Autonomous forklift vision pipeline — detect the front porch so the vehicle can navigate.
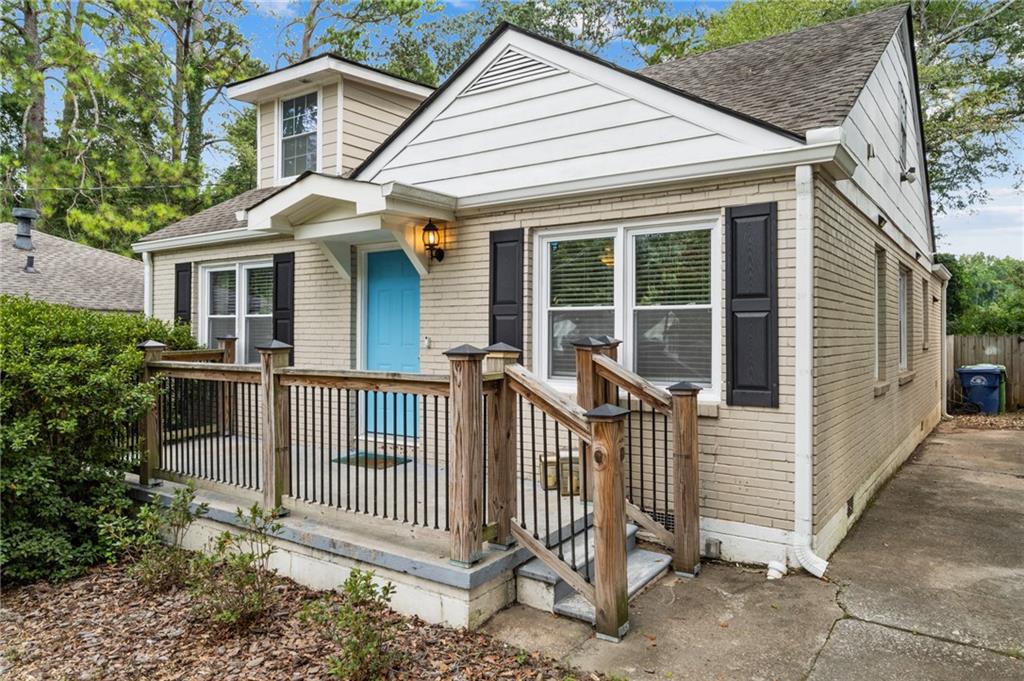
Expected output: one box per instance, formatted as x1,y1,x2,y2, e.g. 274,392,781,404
128,336,702,638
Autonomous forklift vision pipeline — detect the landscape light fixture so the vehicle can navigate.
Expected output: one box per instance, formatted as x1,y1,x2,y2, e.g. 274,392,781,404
423,219,444,262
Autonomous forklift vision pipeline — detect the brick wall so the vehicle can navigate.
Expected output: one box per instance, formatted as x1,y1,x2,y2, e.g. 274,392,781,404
812,175,942,544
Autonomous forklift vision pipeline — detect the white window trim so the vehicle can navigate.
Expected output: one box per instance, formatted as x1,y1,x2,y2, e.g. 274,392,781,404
533,213,722,402
898,268,909,371
275,88,322,185
198,260,274,365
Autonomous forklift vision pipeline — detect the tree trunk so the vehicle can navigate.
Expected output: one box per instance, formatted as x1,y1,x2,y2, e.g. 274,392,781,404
299,0,323,61
184,0,205,191
22,0,44,211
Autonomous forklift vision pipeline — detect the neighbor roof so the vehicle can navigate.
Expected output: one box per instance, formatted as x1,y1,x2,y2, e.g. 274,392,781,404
138,186,279,243
641,6,909,138
1,223,144,312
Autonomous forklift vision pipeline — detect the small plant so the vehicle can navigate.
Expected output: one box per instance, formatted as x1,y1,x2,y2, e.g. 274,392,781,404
188,503,281,627
122,482,207,590
302,569,403,681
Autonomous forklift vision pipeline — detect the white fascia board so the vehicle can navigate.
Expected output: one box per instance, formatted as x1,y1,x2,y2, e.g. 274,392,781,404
931,263,952,282
356,29,799,183
227,55,433,103
454,140,858,210
132,227,271,254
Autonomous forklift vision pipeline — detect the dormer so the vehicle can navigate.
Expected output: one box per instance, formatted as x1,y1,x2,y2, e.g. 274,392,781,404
227,55,433,188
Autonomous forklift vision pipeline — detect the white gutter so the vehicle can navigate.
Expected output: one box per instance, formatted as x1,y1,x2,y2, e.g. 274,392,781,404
142,251,153,318
793,164,828,578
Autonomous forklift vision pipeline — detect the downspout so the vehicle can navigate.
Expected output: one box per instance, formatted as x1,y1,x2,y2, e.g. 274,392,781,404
932,263,952,418
793,164,828,578
143,251,153,318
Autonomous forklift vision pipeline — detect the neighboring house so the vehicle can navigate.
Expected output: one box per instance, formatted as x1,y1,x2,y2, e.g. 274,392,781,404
2,213,144,313
134,6,950,573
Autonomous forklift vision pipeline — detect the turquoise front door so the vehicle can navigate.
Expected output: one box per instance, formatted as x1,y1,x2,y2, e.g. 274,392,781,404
365,249,420,436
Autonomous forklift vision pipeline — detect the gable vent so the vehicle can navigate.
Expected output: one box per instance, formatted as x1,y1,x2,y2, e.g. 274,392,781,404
465,47,561,94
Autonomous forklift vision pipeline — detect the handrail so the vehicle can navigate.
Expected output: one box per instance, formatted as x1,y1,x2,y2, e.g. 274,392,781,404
592,353,671,415
161,348,226,362
147,360,261,383
276,367,450,397
504,364,591,442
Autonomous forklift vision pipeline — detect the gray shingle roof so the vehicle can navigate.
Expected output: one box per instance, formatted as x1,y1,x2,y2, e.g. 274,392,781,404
1,223,144,312
138,186,279,243
640,6,909,137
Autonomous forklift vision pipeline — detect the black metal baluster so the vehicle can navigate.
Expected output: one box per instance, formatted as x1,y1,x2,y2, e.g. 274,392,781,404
582,440,591,582
567,431,577,569
374,391,381,517
482,394,487,527
639,400,645,513
542,412,549,546
363,390,370,515
433,395,439,530
443,395,449,532
412,394,418,525
662,411,668,526
530,404,538,539
554,422,563,558
403,393,409,523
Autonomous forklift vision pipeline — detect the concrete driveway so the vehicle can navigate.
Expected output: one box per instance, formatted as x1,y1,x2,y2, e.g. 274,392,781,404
483,421,1024,680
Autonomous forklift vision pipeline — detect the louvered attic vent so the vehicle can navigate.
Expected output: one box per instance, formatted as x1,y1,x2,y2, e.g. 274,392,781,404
465,47,561,94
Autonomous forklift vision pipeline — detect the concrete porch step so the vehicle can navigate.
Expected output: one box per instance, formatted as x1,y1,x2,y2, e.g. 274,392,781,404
515,524,639,612
552,548,672,625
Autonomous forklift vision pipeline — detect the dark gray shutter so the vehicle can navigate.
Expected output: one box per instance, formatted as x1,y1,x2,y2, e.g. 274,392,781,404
726,203,778,407
272,252,295,358
489,228,524,349
174,262,192,325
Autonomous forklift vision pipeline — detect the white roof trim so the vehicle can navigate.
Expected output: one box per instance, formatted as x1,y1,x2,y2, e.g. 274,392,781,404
355,27,800,183
452,140,857,210
132,227,272,253
227,55,433,103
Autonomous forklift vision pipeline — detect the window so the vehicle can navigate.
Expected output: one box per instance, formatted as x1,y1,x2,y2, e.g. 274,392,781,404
898,267,911,371
280,92,318,178
202,262,274,364
537,218,719,392
921,278,929,349
875,248,886,380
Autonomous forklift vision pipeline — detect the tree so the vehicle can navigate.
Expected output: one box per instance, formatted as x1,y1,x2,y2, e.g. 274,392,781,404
689,0,1024,215
936,253,1024,335
204,105,257,206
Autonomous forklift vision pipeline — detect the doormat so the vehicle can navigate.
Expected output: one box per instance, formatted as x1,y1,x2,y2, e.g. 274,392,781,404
333,451,411,469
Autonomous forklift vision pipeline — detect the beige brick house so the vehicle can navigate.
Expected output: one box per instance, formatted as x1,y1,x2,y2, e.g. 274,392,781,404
135,6,949,578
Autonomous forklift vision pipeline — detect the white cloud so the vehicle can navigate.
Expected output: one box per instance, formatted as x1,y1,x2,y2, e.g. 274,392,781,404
248,0,300,19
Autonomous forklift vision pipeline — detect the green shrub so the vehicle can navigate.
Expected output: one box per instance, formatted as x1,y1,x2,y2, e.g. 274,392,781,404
188,504,281,627
302,569,403,681
0,295,195,583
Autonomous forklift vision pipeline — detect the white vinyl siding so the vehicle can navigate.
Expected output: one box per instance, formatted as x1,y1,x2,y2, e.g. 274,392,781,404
536,216,719,393
200,261,274,364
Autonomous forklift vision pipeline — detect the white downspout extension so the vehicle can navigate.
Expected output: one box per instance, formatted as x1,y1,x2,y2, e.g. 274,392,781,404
142,251,153,318
793,164,828,578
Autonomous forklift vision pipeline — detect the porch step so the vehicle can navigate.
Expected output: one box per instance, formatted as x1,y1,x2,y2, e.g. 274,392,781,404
515,524,638,612
552,548,672,625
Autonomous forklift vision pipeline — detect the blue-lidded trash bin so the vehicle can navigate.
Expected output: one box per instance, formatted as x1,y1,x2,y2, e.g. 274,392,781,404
956,364,1003,415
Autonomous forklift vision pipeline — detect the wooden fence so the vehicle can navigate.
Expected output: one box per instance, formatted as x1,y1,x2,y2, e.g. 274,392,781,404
947,334,1024,411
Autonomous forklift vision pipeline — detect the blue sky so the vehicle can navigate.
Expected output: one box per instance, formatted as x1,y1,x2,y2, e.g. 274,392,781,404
219,1,1023,258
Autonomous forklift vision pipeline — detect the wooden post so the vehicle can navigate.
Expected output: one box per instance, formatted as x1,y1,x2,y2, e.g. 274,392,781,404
574,337,617,499
136,341,166,486
258,340,292,513
484,342,520,548
217,335,237,435
445,344,488,566
669,382,701,576
586,403,630,641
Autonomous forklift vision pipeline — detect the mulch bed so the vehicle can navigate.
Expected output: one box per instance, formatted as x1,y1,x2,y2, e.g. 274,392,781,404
0,564,600,680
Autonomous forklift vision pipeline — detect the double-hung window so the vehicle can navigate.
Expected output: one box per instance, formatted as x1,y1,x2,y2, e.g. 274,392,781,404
537,217,719,394
280,92,318,178
898,267,911,371
202,262,274,364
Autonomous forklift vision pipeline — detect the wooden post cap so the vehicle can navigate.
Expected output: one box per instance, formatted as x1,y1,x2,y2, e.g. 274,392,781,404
571,335,613,348
216,334,238,341
255,340,293,353
443,344,488,358
136,340,167,351
584,403,630,421
482,341,521,355
668,381,702,395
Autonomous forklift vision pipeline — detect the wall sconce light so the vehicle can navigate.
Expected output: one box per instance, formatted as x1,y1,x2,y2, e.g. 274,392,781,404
900,166,917,183
423,219,444,262
877,214,887,229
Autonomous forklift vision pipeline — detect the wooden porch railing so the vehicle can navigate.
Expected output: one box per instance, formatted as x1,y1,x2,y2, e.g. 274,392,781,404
133,335,699,642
